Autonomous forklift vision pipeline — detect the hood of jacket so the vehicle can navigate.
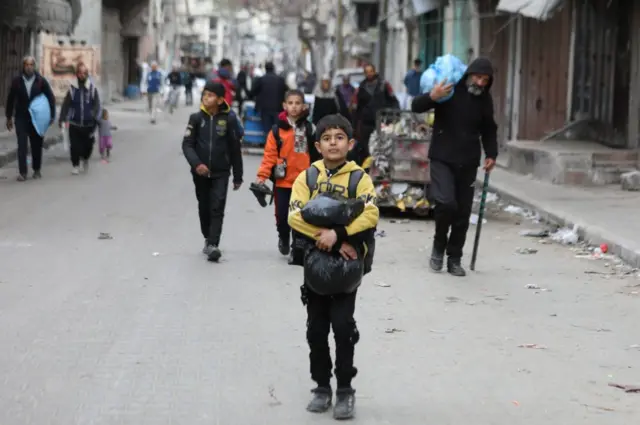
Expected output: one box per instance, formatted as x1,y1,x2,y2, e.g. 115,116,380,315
461,57,494,91
310,159,361,177
70,78,96,91
277,110,310,129
200,100,231,116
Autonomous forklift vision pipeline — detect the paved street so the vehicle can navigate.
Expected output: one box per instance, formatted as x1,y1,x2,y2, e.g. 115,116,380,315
0,106,639,424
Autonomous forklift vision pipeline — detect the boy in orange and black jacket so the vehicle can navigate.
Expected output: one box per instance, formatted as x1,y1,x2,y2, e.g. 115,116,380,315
256,89,321,262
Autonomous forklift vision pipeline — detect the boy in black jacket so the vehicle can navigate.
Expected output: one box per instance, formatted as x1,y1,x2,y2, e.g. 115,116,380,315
289,114,379,419
182,81,244,262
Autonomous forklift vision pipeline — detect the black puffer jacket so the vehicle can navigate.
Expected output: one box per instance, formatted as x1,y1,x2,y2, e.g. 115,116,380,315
411,57,498,166
182,101,244,183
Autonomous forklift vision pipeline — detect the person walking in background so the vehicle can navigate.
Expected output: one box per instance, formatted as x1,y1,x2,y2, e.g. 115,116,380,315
166,66,183,114
351,64,399,172
145,61,162,124
250,62,287,133
4,55,56,181
59,62,101,175
404,59,423,109
182,82,244,262
411,57,498,277
183,69,194,106
311,75,350,124
337,75,355,112
98,109,117,162
235,64,249,115
211,58,236,106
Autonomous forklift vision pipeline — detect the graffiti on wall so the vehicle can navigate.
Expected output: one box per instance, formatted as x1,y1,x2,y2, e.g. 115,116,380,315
41,44,101,100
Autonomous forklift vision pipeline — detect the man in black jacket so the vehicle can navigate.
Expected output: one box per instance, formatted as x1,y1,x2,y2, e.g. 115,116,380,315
182,81,244,262
5,56,56,181
250,62,287,133
351,64,398,171
411,57,498,277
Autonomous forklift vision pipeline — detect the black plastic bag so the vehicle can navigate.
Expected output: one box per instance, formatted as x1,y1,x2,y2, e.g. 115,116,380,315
301,192,365,228
304,248,363,295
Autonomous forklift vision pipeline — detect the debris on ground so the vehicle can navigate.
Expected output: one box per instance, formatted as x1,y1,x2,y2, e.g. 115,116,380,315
620,170,640,191
525,284,540,289
550,225,580,245
375,281,391,288
581,403,615,412
519,229,549,237
389,219,410,224
518,343,548,349
608,383,640,393
268,385,283,406
469,213,487,225
516,247,538,254
98,232,113,240
375,230,387,238
627,344,640,350
385,328,404,334
152,252,160,257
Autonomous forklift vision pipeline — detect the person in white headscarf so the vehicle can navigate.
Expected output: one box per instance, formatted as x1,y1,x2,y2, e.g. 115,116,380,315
311,75,349,124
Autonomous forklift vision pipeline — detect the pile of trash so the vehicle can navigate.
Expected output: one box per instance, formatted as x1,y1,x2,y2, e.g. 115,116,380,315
374,182,430,213
369,111,432,182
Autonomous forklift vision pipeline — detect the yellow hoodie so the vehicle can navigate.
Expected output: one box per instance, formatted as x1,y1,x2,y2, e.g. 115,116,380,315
288,160,379,243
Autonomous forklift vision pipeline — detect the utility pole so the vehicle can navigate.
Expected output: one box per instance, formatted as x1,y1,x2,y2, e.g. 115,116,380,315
378,0,389,73
336,0,344,69
147,0,155,61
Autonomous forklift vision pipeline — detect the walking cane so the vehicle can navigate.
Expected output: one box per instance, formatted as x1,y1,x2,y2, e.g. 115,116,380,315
470,172,490,271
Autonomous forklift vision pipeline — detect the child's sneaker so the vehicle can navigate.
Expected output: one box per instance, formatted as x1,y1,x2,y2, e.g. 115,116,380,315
205,245,221,262
71,167,80,175
333,388,355,419
306,387,332,413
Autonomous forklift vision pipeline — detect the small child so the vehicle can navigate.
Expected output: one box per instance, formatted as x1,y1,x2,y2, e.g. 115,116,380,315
288,114,379,419
256,89,320,263
98,109,116,161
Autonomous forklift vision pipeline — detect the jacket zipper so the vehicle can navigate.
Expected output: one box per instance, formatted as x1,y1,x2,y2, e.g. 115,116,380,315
208,116,213,176
80,88,84,126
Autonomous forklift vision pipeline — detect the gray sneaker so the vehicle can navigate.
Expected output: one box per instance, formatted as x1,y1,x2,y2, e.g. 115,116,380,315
333,388,355,419
205,245,222,262
306,387,332,413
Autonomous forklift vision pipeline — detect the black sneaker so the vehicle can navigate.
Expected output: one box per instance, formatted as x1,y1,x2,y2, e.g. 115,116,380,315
205,245,222,262
16,174,27,182
447,258,467,277
430,249,444,272
278,238,290,256
33,171,42,179
333,388,356,420
306,386,332,413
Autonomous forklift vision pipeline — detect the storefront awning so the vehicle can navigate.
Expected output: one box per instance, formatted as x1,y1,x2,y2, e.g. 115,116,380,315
496,0,565,21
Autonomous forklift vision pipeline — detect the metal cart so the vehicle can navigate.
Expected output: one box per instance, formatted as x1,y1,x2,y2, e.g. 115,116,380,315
369,108,433,216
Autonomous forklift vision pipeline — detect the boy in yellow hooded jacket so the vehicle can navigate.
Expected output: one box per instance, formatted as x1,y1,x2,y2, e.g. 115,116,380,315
288,114,379,419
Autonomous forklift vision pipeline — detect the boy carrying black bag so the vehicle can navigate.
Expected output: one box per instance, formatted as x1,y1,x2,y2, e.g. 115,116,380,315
288,114,379,419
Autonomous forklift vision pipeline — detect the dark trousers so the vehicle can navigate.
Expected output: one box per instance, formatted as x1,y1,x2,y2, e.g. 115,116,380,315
185,86,193,105
429,160,478,259
69,125,95,167
306,289,359,389
349,122,374,166
193,174,229,246
274,187,292,244
261,111,279,133
16,119,44,176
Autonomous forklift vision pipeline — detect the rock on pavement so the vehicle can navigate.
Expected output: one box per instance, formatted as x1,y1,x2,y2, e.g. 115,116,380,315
620,170,640,191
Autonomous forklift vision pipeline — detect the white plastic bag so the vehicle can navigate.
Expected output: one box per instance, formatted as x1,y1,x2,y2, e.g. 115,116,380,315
420,54,468,103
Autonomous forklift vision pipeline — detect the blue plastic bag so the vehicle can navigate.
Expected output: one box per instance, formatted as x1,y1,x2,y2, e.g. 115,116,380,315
29,94,52,136
419,54,468,103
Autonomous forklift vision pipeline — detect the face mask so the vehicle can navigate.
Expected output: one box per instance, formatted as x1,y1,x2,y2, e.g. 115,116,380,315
466,76,485,96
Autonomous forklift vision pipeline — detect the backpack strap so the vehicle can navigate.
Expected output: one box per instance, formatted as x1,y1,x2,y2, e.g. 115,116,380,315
306,164,320,196
347,169,365,198
272,124,282,157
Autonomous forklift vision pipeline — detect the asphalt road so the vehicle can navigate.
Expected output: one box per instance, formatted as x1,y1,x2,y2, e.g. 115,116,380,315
0,105,639,424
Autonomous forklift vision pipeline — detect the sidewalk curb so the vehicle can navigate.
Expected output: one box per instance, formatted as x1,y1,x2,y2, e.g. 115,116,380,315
0,136,60,169
481,175,640,268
